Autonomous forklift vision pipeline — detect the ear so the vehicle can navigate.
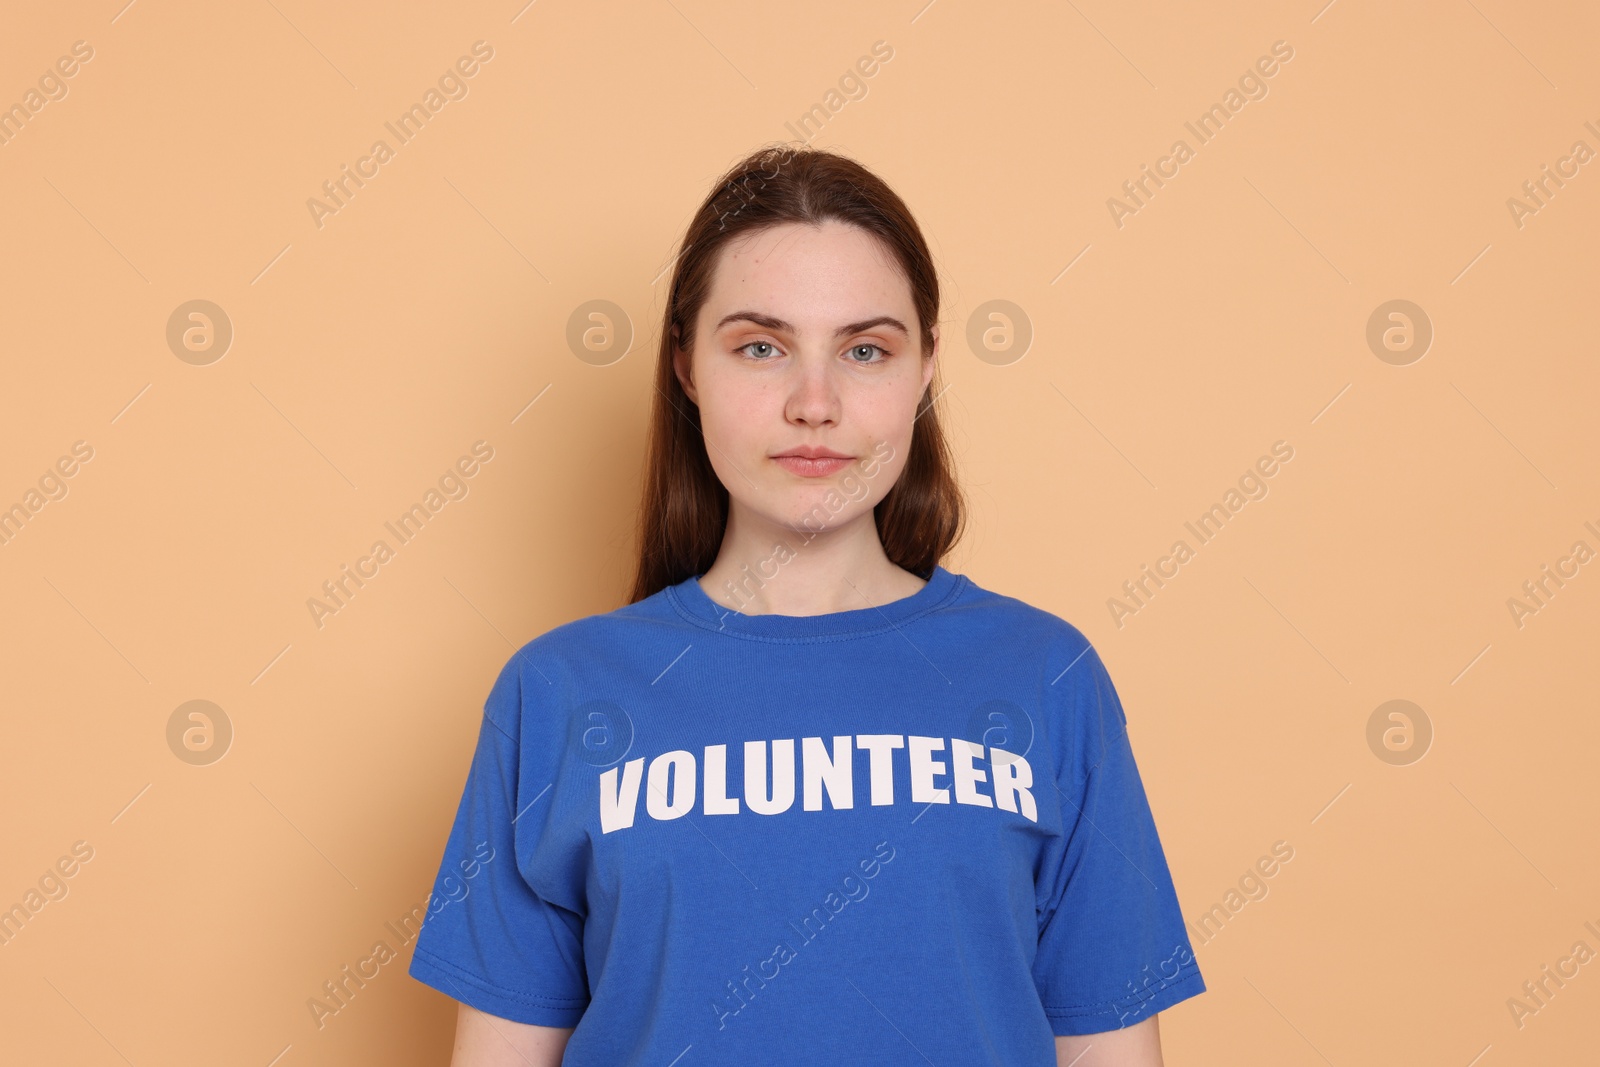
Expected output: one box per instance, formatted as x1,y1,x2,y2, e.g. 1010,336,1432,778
671,323,698,404
920,323,939,393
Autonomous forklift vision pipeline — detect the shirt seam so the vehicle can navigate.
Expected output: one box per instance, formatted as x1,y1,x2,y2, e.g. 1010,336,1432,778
1033,719,1137,916
412,945,590,1009
664,573,969,642
1040,963,1204,1015
1077,719,1132,782
481,708,517,743
1049,643,1132,789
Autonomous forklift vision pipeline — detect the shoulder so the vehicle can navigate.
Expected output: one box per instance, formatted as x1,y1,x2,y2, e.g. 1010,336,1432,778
480,587,680,732
951,574,1128,775
952,574,1124,744
950,571,1101,669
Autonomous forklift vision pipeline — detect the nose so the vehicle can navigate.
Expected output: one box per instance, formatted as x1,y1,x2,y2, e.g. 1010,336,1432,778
783,349,841,428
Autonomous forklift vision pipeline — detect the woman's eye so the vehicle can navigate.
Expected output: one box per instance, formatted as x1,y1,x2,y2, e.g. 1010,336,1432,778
736,342,887,362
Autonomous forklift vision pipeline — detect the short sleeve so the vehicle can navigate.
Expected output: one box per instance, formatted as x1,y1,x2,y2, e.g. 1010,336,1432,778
407,655,591,1026
1031,638,1206,1035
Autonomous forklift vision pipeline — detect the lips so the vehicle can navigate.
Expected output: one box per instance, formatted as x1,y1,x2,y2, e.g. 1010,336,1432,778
774,446,851,460
771,449,853,478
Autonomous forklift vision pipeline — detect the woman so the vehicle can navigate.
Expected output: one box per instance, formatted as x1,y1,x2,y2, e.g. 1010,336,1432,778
408,144,1205,1066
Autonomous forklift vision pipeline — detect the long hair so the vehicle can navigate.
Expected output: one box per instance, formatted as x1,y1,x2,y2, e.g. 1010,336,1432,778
627,144,965,604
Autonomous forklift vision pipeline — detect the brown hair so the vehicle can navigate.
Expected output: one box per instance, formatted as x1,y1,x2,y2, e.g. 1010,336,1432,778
626,143,965,604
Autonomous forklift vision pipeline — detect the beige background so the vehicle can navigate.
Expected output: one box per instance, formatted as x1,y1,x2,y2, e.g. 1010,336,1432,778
2,0,1597,1063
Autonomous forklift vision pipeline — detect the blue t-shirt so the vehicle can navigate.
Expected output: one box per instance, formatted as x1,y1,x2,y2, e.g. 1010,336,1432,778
408,565,1205,1063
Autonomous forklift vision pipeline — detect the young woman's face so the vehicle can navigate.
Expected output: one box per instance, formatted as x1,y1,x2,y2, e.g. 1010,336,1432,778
674,219,938,538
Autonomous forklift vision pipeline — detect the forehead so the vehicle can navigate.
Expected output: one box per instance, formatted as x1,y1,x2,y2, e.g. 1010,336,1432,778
701,220,913,327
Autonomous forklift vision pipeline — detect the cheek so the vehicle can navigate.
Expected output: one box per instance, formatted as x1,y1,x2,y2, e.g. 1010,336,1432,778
698,392,769,459
866,444,910,499
695,398,782,498
859,395,918,451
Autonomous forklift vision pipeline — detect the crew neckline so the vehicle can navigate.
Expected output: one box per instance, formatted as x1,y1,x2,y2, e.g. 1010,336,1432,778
666,565,966,641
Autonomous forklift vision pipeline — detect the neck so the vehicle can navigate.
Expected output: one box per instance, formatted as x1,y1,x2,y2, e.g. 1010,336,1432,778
698,505,925,616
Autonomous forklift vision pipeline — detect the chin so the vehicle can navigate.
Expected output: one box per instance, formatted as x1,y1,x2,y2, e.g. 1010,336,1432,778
784,497,873,534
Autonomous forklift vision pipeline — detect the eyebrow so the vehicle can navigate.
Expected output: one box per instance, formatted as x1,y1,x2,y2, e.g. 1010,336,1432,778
714,311,911,340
